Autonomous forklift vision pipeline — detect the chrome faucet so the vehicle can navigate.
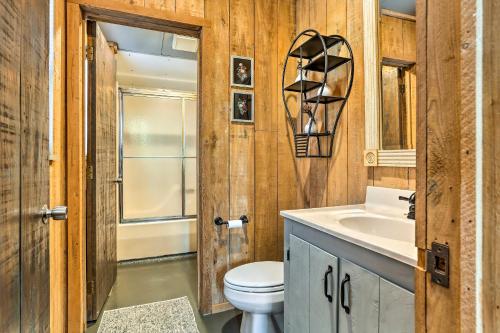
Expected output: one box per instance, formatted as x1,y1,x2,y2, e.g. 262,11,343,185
398,192,416,220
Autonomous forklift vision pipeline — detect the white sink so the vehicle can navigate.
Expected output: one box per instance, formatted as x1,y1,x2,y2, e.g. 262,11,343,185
280,186,418,266
338,215,414,243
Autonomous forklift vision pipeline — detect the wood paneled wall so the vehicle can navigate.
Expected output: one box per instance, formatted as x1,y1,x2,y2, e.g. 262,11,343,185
63,0,417,317
80,0,296,314
289,0,367,211
289,0,416,217
114,0,204,17
199,0,297,312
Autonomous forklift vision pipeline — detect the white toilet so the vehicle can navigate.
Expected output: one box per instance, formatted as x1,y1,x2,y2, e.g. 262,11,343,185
224,261,284,333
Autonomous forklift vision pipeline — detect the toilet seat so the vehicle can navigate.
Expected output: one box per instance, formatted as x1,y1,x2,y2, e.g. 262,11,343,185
224,280,283,293
224,261,284,293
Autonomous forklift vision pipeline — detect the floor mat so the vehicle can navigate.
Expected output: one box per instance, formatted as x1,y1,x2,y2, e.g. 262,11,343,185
97,296,200,333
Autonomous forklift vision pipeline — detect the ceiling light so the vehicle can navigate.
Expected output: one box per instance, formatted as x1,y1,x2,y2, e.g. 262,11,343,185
172,34,198,53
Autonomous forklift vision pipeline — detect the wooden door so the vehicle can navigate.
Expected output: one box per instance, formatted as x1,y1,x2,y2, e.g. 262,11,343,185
0,0,51,331
338,259,379,333
288,235,310,333
86,21,118,322
309,245,338,333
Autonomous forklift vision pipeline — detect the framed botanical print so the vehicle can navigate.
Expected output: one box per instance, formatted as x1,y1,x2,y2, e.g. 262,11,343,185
230,55,254,88
231,90,254,123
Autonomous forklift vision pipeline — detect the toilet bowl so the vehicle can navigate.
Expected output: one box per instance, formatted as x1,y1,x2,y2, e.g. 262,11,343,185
224,261,284,333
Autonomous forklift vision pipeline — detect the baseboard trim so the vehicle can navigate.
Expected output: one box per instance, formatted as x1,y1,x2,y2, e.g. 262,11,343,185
211,302,234,314
118,252,197,265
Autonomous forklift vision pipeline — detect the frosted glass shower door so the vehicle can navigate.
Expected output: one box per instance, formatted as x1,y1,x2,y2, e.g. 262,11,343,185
120,92,197,222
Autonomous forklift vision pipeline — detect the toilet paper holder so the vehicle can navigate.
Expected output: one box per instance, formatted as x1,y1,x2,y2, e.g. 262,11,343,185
214,215,249,226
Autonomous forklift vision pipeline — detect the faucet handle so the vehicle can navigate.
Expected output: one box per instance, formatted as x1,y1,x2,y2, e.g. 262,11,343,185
399,192,416,204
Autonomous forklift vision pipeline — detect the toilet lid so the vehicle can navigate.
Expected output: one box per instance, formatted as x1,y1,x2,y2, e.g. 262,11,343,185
224,261,283,291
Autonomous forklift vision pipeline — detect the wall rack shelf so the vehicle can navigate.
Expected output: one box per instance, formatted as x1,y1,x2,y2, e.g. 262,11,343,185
289,35,343,59
284,80,322,93
303,55,351,72
303,95,345,104
281,29,354,158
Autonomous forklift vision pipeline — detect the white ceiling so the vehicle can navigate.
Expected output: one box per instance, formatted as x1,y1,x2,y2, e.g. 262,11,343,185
117,51,197,91
380,0,416,15
96,22,198,91
98,22,197,60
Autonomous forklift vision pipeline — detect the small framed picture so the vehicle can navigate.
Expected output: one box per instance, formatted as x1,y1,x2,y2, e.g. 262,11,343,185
231,90,254,123
231,55,254,88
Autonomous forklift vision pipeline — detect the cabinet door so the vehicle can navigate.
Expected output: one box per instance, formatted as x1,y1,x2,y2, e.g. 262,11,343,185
379,278,415,333
309,245,338,333
338,259,379,333
288,235,310,333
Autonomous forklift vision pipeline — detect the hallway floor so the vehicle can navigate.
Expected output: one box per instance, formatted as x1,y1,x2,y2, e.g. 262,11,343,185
86,256,241,333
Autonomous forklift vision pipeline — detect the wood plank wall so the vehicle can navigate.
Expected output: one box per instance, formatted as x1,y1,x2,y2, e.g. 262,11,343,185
63,0,418,316
91,0,296,313
293,0,416,213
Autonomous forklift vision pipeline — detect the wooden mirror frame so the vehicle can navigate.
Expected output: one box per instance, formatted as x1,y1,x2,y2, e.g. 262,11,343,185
362,0,416,168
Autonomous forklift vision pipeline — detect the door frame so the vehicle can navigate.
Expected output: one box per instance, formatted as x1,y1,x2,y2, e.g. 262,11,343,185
415,0,491,331
65,1,209,330
50,0,68,331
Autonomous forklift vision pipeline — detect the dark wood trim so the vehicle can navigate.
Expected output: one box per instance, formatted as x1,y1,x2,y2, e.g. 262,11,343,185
66,3,208,328
415,0,427,329
66,3,87,331
68,0,208,35
415,0,427,253
481,0,499,330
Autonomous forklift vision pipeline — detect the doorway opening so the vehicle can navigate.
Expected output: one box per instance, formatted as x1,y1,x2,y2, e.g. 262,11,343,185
100,21,200,261
85,20,207,329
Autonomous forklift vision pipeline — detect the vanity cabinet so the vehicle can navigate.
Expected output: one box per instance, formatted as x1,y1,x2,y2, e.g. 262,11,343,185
288,235,338,333
379,279,415,332
285,231,414,333
288,235,309,333
338,259,379,333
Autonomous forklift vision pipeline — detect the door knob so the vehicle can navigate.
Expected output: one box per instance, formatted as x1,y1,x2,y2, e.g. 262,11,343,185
41,205,68,224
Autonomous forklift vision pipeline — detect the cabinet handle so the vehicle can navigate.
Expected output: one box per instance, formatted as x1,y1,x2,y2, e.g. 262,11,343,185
323,265,333,303
341,273,351,314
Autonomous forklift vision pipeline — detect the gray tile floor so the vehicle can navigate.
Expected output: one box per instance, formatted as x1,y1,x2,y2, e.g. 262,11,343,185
86,255,242,333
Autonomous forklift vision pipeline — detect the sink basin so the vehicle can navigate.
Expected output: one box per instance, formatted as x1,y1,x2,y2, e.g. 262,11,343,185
281,187,419,266
338,216,414,243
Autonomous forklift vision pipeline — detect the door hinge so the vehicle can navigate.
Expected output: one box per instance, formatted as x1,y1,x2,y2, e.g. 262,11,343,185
86,165,94,180
426,242,450,288
86,45,94,62
286,248,290,261
87,280,95,296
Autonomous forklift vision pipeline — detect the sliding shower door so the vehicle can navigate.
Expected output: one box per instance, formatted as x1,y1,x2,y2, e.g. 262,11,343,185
119,89,197,223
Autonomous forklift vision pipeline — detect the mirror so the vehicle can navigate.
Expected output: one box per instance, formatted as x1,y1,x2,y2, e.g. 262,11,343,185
380,62,416,150
363,0,416,167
